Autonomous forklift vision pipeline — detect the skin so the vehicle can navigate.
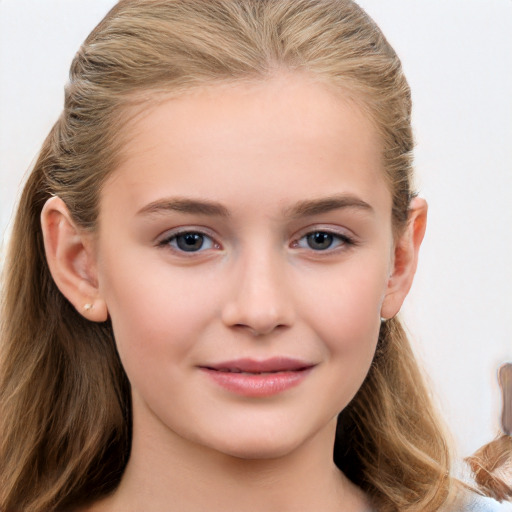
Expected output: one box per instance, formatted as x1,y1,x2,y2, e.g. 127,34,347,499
42,74,427,511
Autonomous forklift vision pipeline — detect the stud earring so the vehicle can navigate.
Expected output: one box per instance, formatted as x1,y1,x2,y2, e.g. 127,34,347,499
84,303,93,312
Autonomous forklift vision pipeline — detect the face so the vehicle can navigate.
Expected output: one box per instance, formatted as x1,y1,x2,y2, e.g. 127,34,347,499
95,75,396,459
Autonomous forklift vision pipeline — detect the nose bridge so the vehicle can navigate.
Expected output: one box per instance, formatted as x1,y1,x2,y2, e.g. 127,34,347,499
222,239,293,335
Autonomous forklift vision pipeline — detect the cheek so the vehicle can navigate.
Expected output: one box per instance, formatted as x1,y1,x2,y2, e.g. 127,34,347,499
98,250,223,370
301,278,383,413
296,254,388,382
301,254,387,334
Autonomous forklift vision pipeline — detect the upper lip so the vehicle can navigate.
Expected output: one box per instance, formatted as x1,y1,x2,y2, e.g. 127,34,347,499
200,357,315,373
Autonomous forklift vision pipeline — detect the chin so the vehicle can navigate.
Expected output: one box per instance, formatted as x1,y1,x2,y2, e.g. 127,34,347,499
219,443,300,461
199,428,313,461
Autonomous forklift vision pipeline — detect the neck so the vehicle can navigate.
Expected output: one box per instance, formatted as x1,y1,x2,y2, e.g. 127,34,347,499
91,408,369,512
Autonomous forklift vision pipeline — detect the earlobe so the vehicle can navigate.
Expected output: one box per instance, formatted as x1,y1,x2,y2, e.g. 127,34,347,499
41,196,108,322
380,197,428,320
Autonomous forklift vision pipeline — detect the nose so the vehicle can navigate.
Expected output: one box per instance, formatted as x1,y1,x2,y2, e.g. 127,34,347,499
221,248,294,336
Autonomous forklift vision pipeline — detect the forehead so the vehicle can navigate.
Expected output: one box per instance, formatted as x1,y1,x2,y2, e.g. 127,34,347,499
103,74,390,217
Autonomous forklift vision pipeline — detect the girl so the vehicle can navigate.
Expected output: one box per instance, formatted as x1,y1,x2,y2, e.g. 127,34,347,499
0,1,510,511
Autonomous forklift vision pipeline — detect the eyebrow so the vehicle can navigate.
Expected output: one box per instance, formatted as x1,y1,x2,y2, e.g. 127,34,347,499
137,197,230,217
285,195,374,218
136,194,373,219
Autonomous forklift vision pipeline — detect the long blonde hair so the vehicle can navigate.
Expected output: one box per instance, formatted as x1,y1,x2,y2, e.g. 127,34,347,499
0,1,502,511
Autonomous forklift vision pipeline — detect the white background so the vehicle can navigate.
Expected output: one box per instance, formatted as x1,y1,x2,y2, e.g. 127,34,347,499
1,0,511,468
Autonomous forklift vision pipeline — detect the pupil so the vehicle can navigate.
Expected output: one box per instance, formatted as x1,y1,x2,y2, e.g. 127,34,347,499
177,233,204,251
307,232,333,250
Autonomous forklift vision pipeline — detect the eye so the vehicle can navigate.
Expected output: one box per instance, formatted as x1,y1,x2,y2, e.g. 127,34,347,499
160,231,216,252
294,230,353,251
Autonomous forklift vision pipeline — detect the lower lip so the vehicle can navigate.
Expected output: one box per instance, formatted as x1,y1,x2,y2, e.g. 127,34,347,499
200,368,313,397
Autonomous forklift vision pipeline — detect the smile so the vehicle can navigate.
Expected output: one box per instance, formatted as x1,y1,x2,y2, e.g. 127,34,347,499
199,358,315,397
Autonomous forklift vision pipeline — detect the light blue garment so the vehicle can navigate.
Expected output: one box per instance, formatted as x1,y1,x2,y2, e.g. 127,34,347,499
365,494,512,511
462,495,512,512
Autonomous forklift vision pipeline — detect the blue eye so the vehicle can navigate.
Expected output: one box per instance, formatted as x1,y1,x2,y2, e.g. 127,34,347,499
163,232,215,252
296,231,351,251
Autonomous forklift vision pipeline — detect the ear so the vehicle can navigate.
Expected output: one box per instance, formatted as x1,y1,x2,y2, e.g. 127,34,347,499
41,196,108,322
380,197,428,320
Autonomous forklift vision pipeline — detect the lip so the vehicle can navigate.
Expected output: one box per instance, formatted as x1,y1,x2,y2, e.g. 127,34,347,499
199,357,315,397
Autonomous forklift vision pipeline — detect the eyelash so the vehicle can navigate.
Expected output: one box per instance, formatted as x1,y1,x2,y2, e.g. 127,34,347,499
158,229,219,253
291,229,355,253
158,227,355,255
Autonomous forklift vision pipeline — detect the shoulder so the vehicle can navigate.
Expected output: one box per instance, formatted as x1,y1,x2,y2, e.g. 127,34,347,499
456,494,512,512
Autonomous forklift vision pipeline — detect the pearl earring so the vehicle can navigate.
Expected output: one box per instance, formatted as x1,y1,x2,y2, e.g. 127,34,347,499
84,303,93,312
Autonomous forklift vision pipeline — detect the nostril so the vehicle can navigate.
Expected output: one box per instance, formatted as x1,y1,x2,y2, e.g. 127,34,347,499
220,269,294,335
229,319,289,337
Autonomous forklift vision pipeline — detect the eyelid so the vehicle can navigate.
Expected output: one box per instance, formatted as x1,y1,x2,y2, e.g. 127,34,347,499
156,226,222,251
290,225,357,251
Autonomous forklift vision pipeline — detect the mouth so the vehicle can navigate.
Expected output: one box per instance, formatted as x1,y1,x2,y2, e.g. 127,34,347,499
199,358,315,397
